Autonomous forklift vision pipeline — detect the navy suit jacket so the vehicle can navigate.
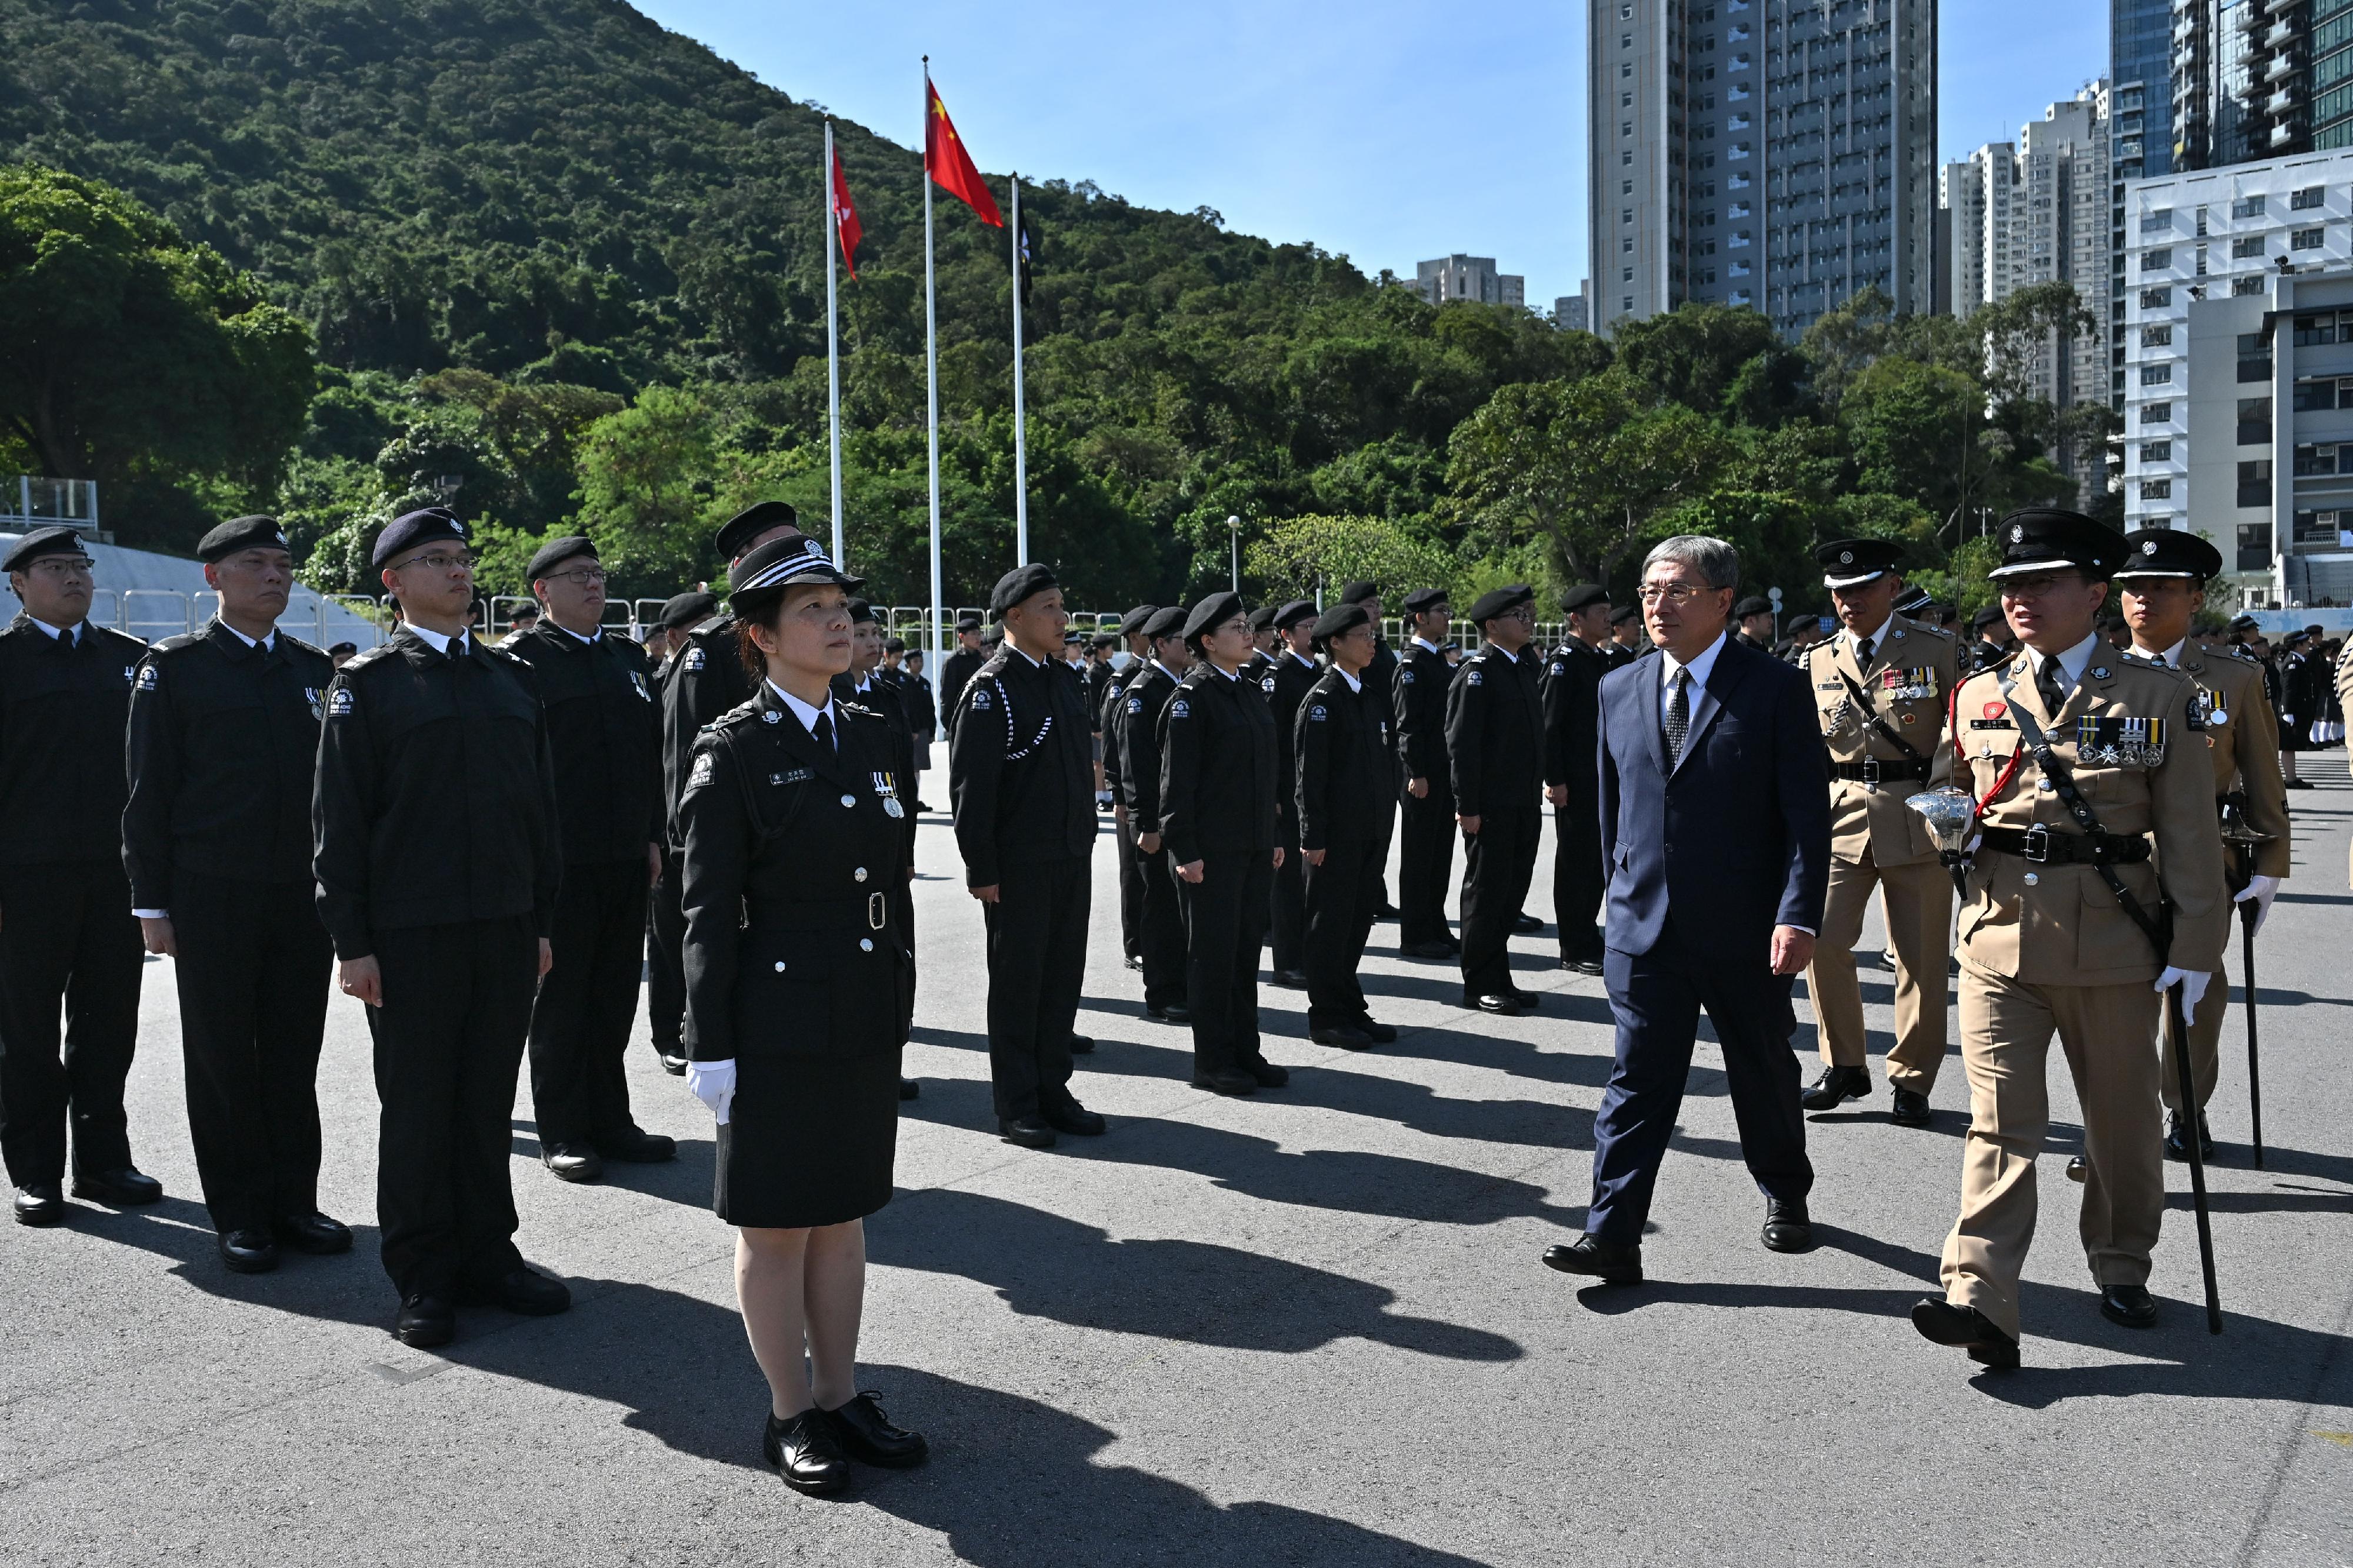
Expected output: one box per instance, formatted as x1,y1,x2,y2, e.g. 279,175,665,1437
1597,635,1830,960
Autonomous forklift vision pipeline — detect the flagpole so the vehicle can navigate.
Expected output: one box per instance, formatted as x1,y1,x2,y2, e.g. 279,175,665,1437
1011,173,1029,567
825,119,845,570
923,59,944,675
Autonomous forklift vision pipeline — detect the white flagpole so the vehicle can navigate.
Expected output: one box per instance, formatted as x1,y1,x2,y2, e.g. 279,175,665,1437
1011,173,1029,566
923,59,944,674
825,119,845,570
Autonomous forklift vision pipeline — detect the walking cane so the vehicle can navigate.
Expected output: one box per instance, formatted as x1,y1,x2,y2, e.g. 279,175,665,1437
2218,803,2272,1170
2163,979,2224,1335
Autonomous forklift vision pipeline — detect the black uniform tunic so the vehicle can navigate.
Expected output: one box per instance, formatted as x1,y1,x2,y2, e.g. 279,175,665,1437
1159,663,1279,1074
124,621,335,1230
1294,667,1395,1033
1391,637,1457,950
1445,643,1544,1002
1116,660,1188,1009
0,615,148,1190
938,643,985,742
1267,650,1320,975
1541,638,1611,965
679,687,912,1226
505,621,664,1147
1100,660,1145,963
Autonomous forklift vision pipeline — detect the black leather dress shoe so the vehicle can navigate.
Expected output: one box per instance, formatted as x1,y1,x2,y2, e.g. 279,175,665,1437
2099,1283,2159,1329
594,1126,677,1163
541,1143,604,1183
765,1409,851,1495
395,1293,455,1348
1124,953,1144,972
822,1392,929,1467
1310,1025,1372,1049
1541,1233,1644,1285
1357,1019,1398,1044
1761,1198,1814,1253
1191,1067,1257,1096
461,1265,571,1316
71,1166,162,1206
219,1228,280,1274
13,1184,64,1226
1799,1065,1871,1110
1469,993,1524,1016
1245,1060,1289,1089
1269,969,1307,989
2164,1110,2215,1162
998,1116,1057,1150
899,1077,921,1101
1889,1087,1933,1127
1068,1033,1096,1055
1909,1297,2020,1369
1507,987,1543,1009
1404,940,1458,960
1559,953,1604,976
1512,912,1545,933
658,1049,691,1076
1146,1003,1191,1025
1042,1101,1106,1136
272,1211,352,1255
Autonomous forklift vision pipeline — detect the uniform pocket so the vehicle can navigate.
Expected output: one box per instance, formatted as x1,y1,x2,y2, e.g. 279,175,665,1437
2076,865,2161,973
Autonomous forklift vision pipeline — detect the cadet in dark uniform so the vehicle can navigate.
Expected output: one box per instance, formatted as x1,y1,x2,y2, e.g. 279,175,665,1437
1448,586,1545,1014
504,536,672,1183
1607,606,1644,668
1265,599,1320,987
1243,605,1280,690
1339,582,1402,922
836,599,925,1097
0,526,156,1227
949,564,1103,1149
315,508,569,1347
1544,584,1614,975
1968,600,2016,673
1393,587,1458,959
644,589,718,1076
1101,605,1159,970
937,613,986,742
1118,606,1194,1021
122,516,345,1267
1161,592,1286,1095
675,534,928,1495
1734,595,1777,652
1294,602,1398,1047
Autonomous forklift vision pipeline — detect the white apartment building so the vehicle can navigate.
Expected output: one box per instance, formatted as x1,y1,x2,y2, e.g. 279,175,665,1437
1415,255,1526,308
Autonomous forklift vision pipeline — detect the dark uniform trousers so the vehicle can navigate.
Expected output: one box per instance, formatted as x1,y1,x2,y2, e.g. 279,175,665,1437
1305,838,1388,1032
1116,814,1146,962
172,873,332,1229
983,855,1090,1121
0,861,144,1186
1397,790,1457,948
1552,793,1605,959
1137,843,1188,1009
645,846,688,1055
1458,806,1539,998
1181,853,1275,1072
370,915,539,1297
1269,840,1307,972
529,858,650,1145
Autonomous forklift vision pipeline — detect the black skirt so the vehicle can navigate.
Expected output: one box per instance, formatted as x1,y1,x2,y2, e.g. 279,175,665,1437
713,1046,903,1228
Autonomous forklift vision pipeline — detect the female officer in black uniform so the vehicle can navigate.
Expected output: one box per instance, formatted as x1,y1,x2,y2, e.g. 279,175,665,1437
677,534,926,1494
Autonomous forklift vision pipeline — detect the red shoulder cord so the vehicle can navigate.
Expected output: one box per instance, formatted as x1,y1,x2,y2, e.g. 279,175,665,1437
1949,673,2026,816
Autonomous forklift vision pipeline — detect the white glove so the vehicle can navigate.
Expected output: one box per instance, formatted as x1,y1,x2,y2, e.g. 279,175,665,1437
686,1059,736,1125
2155,968,2211,1013
2241,874,2282,936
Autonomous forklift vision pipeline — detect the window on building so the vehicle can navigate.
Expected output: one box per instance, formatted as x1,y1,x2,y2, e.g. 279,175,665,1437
1624,238,1635,252
2231,275,2267,296
2141,208,2172,232
1621,92,1634,108
2295,377,2341,412
2141,441,2174,463
2140,364,2174,386
2296,312,2341,345
2293,185,2327,210
2140,287,2172,308
2294,442,2343,476
1624,295,1634,309
2293,509,2349,548
2141,479,2173,500
2238,522,2274,571
2293,227,2326,250
1624,151,1634,165
2142,325,2173,346
1622,179,1634,195
2196,207,2209,236
2239,397,2273,444
2240,333,2275,381
2142,402,2172,424
2196,245,2209,275
2231,235,2266,259
1622,33,1633,48
1623,121,1634,137
1623,208,1635,224
2238,459,2274,509
1623,267,1634,281
2142,248,2172,271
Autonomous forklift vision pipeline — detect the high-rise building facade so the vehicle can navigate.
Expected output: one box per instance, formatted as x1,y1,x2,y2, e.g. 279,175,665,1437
1414,256,1527,308
2169,1,2353,169
1585,0,1937,338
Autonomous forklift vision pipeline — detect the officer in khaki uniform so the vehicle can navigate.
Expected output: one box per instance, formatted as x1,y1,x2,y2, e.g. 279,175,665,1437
1911,510,2227,1369
1796,538,1959,1127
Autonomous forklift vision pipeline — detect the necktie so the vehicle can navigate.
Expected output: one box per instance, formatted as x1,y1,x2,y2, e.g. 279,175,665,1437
1855,636,1875,669
1664,667,1690,765
812,710,835,753
448,635,468,662
2037,657,2068,716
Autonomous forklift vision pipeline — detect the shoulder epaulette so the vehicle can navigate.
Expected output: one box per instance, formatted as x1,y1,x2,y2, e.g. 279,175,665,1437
148,632,207,656
838,699,884,723
342,643,401,673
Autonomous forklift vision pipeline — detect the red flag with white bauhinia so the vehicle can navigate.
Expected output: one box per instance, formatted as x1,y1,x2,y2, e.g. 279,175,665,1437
831,146,862,279
925,77,1002,226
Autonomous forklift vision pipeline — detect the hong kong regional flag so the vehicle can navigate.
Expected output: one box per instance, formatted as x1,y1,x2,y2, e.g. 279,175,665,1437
831,146,862,279
925,78,1003,227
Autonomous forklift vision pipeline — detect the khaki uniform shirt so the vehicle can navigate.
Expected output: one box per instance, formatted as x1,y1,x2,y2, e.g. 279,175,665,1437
1945,648,2225,987
1805,614,1959,868
2139,643,2291,881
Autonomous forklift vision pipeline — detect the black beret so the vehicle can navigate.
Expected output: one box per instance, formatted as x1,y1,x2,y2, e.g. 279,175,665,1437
371,507,467,569
1608,605,1639,626
4,525,93,574
1987,508,2128,579
1560,583,1609,613
728,535,860,618
1972,602,2007,630
1274,598,1317,630
2114,527,2224,580
511,602,540,620
1182,590,1248,643
1090,632,1117,649
1733,595,1774,618
1142,606,1187,639
1785,611,1818,633
2228,613,2259,632
1815,536,1905,588
1338,579,1379,606
1401,586,1449,615
1467,585,1534,624
326,640,358,656
526,535,597,579
198,515,291,563
1119,604,1159,636
1247,603,1279,633
955,611,984,632
1311,602,1370,643
658,590,718,630
845,596,876,625
989,562,1059,616
713,501,799,562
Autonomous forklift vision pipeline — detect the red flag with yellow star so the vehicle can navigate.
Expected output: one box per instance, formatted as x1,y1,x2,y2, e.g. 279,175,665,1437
925,78,1002,226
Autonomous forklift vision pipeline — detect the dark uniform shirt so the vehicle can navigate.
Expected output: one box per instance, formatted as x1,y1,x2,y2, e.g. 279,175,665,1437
1159,664,1278,865
662,616,754,831
312,627,561,959
1392,638,1452,798
1294,668,1394,851
0,615,145,867
124,622,333,906
1445,644,1544,820
948,646,1094,887
504,622,663,864
1099,660,1139,803
1541,639,1609,799
1116,662,1182,834
1269,650,1320,838
938,644,986,739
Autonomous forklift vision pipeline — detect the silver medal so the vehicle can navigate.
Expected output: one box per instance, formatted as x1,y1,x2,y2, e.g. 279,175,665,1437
884,797,905,819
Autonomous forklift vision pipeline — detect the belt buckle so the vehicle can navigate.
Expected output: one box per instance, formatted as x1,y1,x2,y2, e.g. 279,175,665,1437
1858,757,1882,786
868,892,886,930
2021,823,2051,864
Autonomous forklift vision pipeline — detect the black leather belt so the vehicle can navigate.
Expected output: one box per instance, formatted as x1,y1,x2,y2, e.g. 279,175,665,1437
1977,824,2152,866
1832,758,1932,783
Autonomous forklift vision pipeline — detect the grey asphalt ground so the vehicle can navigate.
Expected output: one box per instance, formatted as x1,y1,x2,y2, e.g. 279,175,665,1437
4,759,2349,1567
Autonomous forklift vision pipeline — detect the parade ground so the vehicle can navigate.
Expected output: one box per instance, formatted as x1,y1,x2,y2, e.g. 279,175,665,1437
4,765,2348,1568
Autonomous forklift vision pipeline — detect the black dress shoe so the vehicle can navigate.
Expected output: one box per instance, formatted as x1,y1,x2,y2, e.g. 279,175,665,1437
658,1049,691,1076
1403,940,1457,960
1269,969,1307,989
899,1077,921,1101
998,1116,1057,1149
1041,1100,1106,1136
822,1392,929,1467
541,1142,604,1183
13,1184,64,1226
1909,1297,2020,1369
1559,954,1604,976
1068,1033,1096,1055
1511,912,1545,934
2099,1283,2159,1329
1469,993,1524,1016
2164,1110,2215,1162
218,1228,280,1274
1245,1060,1289,1089
593,1126,677,1163
1191,1067,1257,1096
1146,1003,1191,1025
460,1265,571,1316
395,1293,455,1348
1124,953,1144,971
1507,987,1542,1009
765,1409,851,1495
1761,1197,1814,1253
1310,1025,1373,1049
71,1166,162,1206
1541,1233,1644,1285
1357,1019,1397,1044
1889,1087,1933,1127
1799,1065,1871,1110
272,1210,353,1255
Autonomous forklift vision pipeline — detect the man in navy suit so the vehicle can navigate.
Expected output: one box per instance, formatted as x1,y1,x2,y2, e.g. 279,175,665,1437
1543,535,1831,1285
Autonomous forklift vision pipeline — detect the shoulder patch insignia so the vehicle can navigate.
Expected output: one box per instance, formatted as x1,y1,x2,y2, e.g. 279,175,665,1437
1308,704,1328,721
328,686,356,718
1170,698,1191,719
1126,696,1142,715
684,647,705,671
1467,669,1483,686
971,685,992,710
1401,668,1415,683
135,663,158,691
686,752,715,793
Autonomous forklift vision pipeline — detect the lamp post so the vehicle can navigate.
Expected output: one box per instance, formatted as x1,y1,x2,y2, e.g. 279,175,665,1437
1228,514,1241,592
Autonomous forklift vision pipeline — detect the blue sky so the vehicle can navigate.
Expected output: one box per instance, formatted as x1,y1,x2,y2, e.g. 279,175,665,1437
635,1,2111,311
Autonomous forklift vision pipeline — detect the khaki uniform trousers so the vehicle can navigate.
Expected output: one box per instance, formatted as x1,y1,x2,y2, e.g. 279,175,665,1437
1807,852,1952,1088
1939,965,2165,1341
2159,900,2237,1114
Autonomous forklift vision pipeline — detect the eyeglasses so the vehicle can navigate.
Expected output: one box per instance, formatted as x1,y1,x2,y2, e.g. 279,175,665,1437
1997,575,2072,600
1635,582,1712,605
24,556,95,577
542,567,606,586
395,552,477,574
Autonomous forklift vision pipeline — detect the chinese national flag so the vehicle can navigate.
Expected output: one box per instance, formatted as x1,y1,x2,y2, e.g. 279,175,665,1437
831,146,862,279
925,79,1003,227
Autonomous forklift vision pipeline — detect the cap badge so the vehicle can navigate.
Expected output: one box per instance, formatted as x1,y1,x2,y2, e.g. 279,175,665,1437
2009,525,2024,543
2142,539,2159,555
2092,666,2109,679
1838,551,1853,565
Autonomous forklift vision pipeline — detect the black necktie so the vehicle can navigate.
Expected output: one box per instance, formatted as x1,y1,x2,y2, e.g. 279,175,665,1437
2037,657,2068,715
1665,667,1690,764
1855,636,1875,669
812,710,835,753
448,636,468,662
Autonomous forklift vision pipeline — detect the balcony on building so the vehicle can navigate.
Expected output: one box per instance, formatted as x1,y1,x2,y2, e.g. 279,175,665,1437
1,478,105,542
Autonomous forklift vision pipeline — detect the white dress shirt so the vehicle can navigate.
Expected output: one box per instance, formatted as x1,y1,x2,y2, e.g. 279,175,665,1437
2022,632,2101,701
766,679,838,745
1659,630,1728,734
405,624,472,656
